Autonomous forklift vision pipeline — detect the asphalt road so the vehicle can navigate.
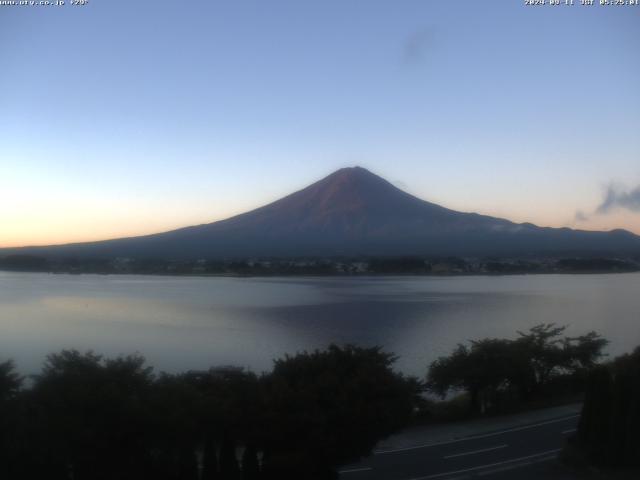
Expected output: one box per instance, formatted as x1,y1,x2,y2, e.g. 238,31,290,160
339,414,579,480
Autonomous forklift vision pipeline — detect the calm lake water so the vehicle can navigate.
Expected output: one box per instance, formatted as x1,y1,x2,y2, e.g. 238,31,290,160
1,271,639,376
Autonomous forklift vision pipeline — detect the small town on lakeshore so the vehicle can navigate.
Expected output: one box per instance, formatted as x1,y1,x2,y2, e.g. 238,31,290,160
1,253,639,276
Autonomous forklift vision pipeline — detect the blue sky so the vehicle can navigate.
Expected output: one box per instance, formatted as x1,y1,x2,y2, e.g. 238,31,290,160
1,0,639,246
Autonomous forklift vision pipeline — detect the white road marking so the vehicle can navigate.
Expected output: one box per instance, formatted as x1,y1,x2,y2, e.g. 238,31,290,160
408,448,562,480
339,466,373,474
561,428,576,434
375,415,579,454
443,444,508,459
476,452,558,476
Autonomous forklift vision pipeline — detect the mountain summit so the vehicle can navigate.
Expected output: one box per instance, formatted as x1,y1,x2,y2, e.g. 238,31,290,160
4,167,640,259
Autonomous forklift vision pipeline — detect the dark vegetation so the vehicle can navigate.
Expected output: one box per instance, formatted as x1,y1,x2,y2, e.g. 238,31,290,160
0,327,632,478
1,254,638,276
367,257,431,274
0,255,49,272
425,324,608,417
0,345,420,480
426,326,640,472
555,258,639,273
568,346,640,469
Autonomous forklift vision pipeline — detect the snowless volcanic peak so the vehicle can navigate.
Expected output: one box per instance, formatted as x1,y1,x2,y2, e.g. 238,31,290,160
3,167,640,259
301,166,400,211
238,165,454,230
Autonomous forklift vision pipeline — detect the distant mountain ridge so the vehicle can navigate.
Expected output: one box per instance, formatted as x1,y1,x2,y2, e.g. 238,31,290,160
3,167,640,259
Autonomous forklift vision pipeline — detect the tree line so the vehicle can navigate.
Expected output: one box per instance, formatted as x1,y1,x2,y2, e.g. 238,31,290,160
0,345,420,480
0,325,620,479
426,324,608,415
2,254,638,276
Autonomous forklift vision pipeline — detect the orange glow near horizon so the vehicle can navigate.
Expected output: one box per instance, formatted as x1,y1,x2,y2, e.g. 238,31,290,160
3,1,639,250
2,193,639,249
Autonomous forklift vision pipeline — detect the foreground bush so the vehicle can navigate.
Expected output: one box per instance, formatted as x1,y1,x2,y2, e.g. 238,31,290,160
260,345,421,479
575,347,640,468
0,345,421,480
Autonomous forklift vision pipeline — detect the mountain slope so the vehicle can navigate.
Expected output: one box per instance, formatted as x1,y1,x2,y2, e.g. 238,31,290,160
3,167,640,259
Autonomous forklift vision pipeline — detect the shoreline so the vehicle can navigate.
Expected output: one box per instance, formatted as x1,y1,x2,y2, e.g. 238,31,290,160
1,268,639,278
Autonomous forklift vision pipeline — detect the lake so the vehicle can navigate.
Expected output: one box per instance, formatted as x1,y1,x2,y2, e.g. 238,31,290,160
1,271,639,377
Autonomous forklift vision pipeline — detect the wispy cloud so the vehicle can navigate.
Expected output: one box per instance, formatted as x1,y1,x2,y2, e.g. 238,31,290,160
392,179,408,190
596,184,640,214
576,183,640,222
574,210,589,222
402,28,434,66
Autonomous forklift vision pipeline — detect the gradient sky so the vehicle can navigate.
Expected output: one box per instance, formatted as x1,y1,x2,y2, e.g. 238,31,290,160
1,0,639,247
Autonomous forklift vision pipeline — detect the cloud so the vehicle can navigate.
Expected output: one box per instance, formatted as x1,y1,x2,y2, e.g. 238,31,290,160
596,184,640,215
392,179,408,190
573,183,640,224
574,210,589,222
402,28,434,66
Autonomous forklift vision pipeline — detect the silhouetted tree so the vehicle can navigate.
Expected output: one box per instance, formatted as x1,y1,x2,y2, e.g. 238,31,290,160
241,444,260,480
202,437,219,479
26,350,156,480
180,367,261,479
427,339,522,414
260,344,421,479
576,366,613,465
219,435,240,480
2,345,421,479
148,373,201,480
562,331,610,372
577,346,640,467
0,359,22,402
515,324,569,388
0,360,23,479
427,325,608,414
514,324,607,397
